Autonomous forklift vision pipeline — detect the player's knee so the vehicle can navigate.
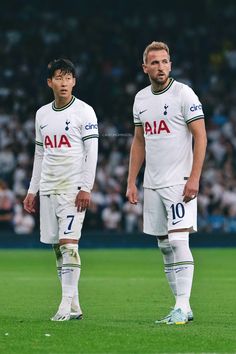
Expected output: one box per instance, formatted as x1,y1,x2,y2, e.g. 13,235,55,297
53,244,62,260
157,238,172,255
168,231,189,251
60,243,80,265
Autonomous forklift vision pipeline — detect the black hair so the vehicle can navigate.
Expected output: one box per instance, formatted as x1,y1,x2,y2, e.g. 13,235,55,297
47,58,76,78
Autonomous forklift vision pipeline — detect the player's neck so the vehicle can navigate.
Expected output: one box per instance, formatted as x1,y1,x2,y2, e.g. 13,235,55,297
54,95,73,109
151,78,170,93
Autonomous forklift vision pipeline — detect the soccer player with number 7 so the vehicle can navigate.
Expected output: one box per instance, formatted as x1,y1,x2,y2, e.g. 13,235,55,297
23,59,98,321
126,42,207,325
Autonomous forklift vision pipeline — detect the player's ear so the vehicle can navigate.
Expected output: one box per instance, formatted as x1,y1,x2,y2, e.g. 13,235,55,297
142,63,148,74
72,77,76,87
47,78,52,89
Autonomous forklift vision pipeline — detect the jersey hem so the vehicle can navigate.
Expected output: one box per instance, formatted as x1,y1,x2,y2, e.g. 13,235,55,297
143,182,186,190
39,189,79,195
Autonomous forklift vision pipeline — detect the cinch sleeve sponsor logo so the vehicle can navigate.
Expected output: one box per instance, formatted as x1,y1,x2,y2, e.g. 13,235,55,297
44,135,71,148
85,123,98,130
190,103,202,112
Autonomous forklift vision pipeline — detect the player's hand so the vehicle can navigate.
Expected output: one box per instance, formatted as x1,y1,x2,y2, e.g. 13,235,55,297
23,193,37,213
75,190,91,212
126,184,138,204
182,177,199,203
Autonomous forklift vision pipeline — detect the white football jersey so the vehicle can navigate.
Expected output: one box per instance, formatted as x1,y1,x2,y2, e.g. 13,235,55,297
133,78,204,189
34,96,98,195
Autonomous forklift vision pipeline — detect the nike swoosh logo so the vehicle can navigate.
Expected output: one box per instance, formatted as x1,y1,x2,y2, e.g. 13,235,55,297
139,109,147,115
172,220,182,225
64,230,73,235
40,124,48,129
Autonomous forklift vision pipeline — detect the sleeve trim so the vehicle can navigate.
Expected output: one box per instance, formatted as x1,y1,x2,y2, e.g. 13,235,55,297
134,123,143,126
82,134,99,142
35,140,43,146
186,115,204,124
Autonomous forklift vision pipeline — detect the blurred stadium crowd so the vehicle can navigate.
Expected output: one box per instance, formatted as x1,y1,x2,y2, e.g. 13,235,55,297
1,0,236,234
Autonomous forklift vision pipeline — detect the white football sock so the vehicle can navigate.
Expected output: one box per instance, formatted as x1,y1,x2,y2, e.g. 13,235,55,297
71,286,81,313
59,244,81,311
53,244,81,313
53,244,82,313
157,238,177,298
168,232,194,314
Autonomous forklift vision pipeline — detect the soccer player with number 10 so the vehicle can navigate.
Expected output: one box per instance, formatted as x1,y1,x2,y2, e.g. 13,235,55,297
126,41,207,324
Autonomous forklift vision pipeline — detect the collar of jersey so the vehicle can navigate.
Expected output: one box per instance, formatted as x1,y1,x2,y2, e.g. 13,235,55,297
151,78,174,95
52,96,75,111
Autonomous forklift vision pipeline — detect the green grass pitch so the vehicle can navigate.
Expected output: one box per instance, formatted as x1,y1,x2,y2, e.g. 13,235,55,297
0,248,236,354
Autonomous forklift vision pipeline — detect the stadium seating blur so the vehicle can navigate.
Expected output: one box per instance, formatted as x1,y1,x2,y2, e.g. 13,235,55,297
1,0,236,233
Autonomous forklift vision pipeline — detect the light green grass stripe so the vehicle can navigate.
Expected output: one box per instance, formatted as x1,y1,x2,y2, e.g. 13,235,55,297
0,249,236,353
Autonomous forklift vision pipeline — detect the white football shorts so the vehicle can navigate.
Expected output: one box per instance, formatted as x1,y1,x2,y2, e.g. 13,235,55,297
40,193,85,244
143,185,197,236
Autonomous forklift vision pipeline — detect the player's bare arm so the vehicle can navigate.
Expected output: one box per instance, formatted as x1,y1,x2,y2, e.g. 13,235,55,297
23,193,37,213
183,119,207,203
126,126,145,204
75,190,91,212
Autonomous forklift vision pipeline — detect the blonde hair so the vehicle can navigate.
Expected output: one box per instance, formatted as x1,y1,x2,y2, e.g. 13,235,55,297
143,41,170,64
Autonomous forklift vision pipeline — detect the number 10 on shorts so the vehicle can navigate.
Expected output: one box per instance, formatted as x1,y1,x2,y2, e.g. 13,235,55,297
170,203,185,221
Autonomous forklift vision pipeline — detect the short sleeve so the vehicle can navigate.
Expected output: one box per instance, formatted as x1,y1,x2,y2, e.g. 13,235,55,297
81,106,99,142
133,97,142,127
181,86,204,124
